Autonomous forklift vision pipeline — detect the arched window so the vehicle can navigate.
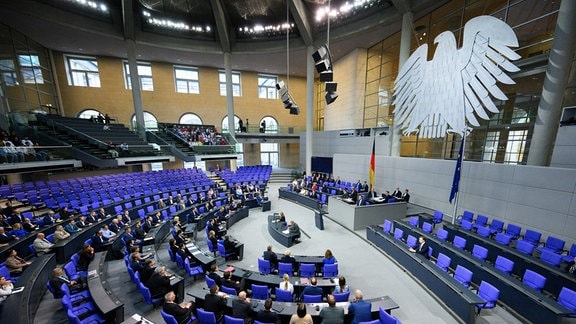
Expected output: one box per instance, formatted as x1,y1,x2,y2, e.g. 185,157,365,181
221,115,240,133
131,111,158,130
259,116,278,133
77,108,102,120
179,113,203,125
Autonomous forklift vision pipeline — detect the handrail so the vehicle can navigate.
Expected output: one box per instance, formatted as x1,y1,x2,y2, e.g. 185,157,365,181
36,114,109,148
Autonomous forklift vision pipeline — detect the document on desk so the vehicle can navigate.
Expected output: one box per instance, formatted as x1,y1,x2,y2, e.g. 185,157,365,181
11,286,24,294
88,270,98,279
282,229,289,234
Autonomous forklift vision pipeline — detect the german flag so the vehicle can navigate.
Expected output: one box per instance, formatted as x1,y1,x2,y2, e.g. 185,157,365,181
369,137,375,189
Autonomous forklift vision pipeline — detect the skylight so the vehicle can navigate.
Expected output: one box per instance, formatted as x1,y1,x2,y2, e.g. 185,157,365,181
142,10,212,33
66,0,108,13
315,0,381,22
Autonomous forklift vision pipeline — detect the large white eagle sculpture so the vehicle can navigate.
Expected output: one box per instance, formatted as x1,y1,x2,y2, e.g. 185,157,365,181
393,16,521,138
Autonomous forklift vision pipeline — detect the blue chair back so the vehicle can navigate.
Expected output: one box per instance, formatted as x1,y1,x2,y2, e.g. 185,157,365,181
205,275,216,289
454,265,473,288
303,294,322,303
476,281,500,312
406,235,417,248
522,230,542,246
197,308,217,324
472,245,488,261
379,306,402,324
476,227,491,238
160,309,179,324
432,211,443,224
436,253,451,272
299,264,315,278
494,233,511,246
494,256,514,275
251,284,269,300
206,239,216,253
558,287,576,312
422,222,433,233
540,250,562,267
221,285,237,295
409,216,418,227
225,315,244,324
436,229,448,241
516,240,535,255
523,269,546,292
176,253,185,269
453,236,466,250
461,220,473,231
167,247,176,262
458,211,474,224
539,236,566,254
473,214,488,228
489,219,504,234
393,228,403,241
278,262,293,277
323,263,338,278
64,261,78,280
46,233,55,243
505,224,521,239
563,243,576,263
258,258,271,274
275,288,293,302
28,244,37,256
334,291,350,302
383,220,392,234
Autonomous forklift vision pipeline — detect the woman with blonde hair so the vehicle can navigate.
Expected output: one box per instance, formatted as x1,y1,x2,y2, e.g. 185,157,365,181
278,273,294,294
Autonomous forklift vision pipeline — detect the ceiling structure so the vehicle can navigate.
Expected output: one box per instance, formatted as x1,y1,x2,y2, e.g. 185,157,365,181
0,0,444,76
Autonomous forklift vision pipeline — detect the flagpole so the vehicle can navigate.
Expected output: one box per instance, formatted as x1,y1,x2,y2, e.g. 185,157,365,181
451,130,466,224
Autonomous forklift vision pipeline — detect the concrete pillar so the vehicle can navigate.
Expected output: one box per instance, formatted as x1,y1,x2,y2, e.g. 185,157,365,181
224,53,236,137
306,46,314,176
141,163,151,172
390,11,413,157
527,0,576,166
126,39,146,139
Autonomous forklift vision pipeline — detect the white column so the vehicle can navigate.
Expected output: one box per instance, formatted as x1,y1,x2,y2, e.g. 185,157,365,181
306,46,315,176
224,52,236,137
126,39,146,139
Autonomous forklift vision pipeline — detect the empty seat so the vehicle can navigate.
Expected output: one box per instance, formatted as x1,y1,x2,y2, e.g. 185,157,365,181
457,210,474,224
257,258,271,274
557,287,576,313
539,250,562,267
494,233,512,246
536,236,565,255
562,244,576,263
461,220,473,231
494,256,514,275
476,226,491,238
251,284,269,300
523,270,546,292
489,219,504,235
436,229,448,241
432,211,443,226
383,220,393,234
472,245,488,261
473,214,488,229
393,228,404,241
323,263,338,278
422,222,433,233
409,216,418,227
516,240,535,256
476,281,500,314
436,253,451,272
453,236,467,250
299,264,315,278
406,235,417,249
519,230,542,246
453,265,473,288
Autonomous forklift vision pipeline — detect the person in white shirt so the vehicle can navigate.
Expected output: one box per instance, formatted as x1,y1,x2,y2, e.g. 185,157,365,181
33,233,54,254
101,225,116,240
0,275,14,304
278,273,294,294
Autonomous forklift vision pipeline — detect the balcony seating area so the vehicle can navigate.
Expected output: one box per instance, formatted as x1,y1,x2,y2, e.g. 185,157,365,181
157,123,235,155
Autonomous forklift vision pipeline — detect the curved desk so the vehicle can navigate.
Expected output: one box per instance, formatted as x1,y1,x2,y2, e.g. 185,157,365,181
0,254,56,324
278,187,322,211
267,214,299,247
88,252,124,323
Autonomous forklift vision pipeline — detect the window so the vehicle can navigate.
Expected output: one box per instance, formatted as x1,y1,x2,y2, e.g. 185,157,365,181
131,111,158,130
18,54,44,84
221,115,241,133
123,62,153,91
65,55,101,87
260,143,279,167
77,109,102,120
174,66,199,94
179,113,203,125
258,75,277,99
259,116,279,133
0,59,18,86
219,71,241,96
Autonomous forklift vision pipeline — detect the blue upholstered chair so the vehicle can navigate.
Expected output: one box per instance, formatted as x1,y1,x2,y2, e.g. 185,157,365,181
302,294,322,303
299,264,315,278
406,235,417,249
453,265,473,288
472,214,488,230
457,210,474,225
536,236,566,254
519,229,542,246
461,220,473,231
489,219,504,235
422,222,433,233
522,270,546,292
258,258,271,274
435,253,451,272
476,281,500,314
516,240,535,255
494,233,512,246
562,243,576,263
275,288,294,302
540,250,562,267
323,263,338,278
453,236,466,250
251,284,269,300
278,262,293,277
333,291,350,302
494,256,514,275
393,228,404,241
472,245,488,262
197,308,217,324
504,223,521,240
383,219,393,234
436,228,448,241
409,216,418,227
558,287,576,313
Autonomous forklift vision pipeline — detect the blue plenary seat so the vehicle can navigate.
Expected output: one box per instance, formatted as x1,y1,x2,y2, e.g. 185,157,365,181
278,262,293,277
406,235,417,249
539,250,562,267
453,236,466,250
516,240,535,256
409,216,418,227
323,263,338,278
393,228,404,241
303,294,322,303
383,220,392,234
275,288,293,302
494,256,514,275
251,284,269,300
476,226,491,238
453,265,473,288
523,269,546,292
432,211,443,226
489,219,504,235
476,281,500,315
472,214,488,229
563,243,576,263
536,236,565,254
422,222,433,233
558,287,576,313
299,264,315,278
457,210,474,224
436,253,451,272
461,219,473,231
494,233,512,246
472,245,488,261
197,308,217,324
436,228,448,241
258,258,271,274
519,229,542,246
379,306,402,324
334,291,350,302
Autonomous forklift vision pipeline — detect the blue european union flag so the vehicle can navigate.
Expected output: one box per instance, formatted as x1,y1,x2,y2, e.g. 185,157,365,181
449,136,465,203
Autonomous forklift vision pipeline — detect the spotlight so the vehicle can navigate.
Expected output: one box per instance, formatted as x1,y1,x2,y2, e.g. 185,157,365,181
290,105,300,115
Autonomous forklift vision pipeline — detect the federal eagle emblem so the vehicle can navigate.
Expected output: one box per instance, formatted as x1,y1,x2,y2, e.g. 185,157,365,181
393,16,521,138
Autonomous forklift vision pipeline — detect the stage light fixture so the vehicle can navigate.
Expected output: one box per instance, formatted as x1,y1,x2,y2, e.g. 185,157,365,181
290,105,300,115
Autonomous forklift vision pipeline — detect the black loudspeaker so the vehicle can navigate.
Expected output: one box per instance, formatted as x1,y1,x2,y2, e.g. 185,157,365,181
325,82,337,92
290,106,300,115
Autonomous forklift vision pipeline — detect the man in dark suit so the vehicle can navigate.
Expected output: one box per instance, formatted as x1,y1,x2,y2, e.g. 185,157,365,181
222,271,242,293
163,291,194,324
400,189,410,203
133,220,147,240
409,236,430,259
86,211,98,224
255,299,278,324
392,187,402,199
0,226,17,245
207,264,222,287
9,211,24,225
108,219,120,234
348,290,372,324
299,277,323,301
0,215,13,230
232,291,254,322
143,216,154,233
349,187,359,204
356,195,367,206
91,230,109,250
147,266,172,299
263,245,278,269
76,216,89,229
204,284,227,321
121,210,131,224
280,249,296,266
139,259,156,285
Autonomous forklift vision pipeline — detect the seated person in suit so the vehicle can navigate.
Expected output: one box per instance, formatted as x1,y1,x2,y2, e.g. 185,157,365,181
381,191,392,203
366,187,378,199
163,291,194,324
174,230,190,246
392,187,402,199
204,284,227,321
53,225,70,243
222,271,242,293
9,223,27,238
280,249,296,268
76,216,89,229
223,235,238,256
255,299,278,324
139,259,156,285
299,277,323,301
101,224,116,240
64,219,81,234
91,230,109,250
348,290,372,324
143,216,155,233
0,226,17,246
151,212,162,225
86,210,98,224
356,194,368,206
263,245,278,269
147,266,172,299
22,218,39,232
42,211,57,227
232,291,254,323
320,294,345,324
130,252,146,272
108,219,121,234
77,244,94,271
59,206,72,221
409,236,430,259
349,187,359,203
207,264,222,287
49,267,86,298
400,189,410,203
123,226,142,246
133,220,147,240
97,207,108,220
5,249,31,274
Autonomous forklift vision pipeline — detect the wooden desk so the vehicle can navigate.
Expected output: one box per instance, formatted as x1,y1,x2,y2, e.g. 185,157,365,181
88,252,124,323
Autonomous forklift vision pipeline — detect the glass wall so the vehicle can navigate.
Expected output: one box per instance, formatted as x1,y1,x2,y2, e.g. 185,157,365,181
363,0,560,163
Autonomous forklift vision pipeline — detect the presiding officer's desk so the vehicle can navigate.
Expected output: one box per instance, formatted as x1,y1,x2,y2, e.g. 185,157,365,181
442,223,576,297
278,187,322,211
187,283,399,321
267,214,299,247
392,220,575,323
88,251,124,323
225,266,336,297
328,196,406,231
0,254,57,324
366,225,484,324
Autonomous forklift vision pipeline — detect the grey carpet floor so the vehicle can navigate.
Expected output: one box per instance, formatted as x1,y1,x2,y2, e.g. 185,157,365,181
34,183,523,324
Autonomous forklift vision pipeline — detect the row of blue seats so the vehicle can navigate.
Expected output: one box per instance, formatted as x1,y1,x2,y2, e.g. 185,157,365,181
256,258,339,279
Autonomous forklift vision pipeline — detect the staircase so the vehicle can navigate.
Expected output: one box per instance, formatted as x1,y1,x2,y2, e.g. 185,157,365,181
207,174,227,191
268,171,293,184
